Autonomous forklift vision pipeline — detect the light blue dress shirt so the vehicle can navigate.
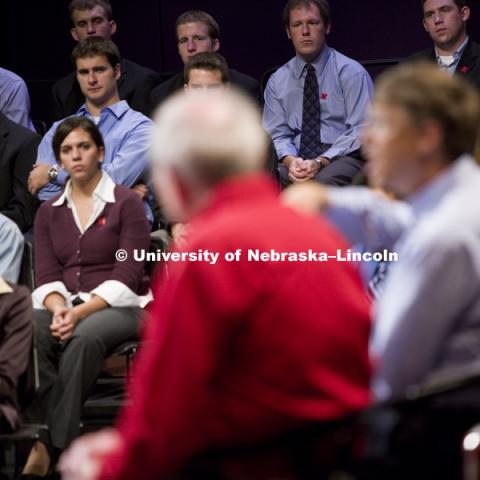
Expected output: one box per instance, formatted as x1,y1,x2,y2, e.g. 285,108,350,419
263,46,373,161
0,67,35,132
327,156,480,401
36,100,154,223
0,214,24,283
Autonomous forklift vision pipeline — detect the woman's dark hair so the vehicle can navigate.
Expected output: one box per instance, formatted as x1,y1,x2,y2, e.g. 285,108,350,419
52,116,104,163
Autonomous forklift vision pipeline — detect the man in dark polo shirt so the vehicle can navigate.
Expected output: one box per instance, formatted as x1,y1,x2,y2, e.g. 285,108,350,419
150,10,260,112
52,0,160,119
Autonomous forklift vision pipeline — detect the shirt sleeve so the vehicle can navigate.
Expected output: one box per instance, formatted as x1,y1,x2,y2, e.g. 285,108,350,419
2,79,35,132
36,125,64,201
101,118,153,188
91,280,152,308
0,216,24,284
371,235,479,401
33,203,65,287
262,74,298,161
32,281,70,309
326,187,411,249
322,71,373,160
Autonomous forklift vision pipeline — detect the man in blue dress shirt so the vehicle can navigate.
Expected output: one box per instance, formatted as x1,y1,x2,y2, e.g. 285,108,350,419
28,37,154,224
263,0,373,187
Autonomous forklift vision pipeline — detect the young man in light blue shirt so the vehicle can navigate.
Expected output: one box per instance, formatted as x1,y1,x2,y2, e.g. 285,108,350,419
28,37,154,224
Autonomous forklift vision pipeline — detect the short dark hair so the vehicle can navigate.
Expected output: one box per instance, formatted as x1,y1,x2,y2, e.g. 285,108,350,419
52,117,105,164
421,0,467,10
69,0,113,23
71,36,120,69
283,0,331,28
184,52,229,84
175,10,220,40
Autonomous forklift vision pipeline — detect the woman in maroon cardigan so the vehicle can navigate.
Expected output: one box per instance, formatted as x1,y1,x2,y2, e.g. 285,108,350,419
20,117,151,478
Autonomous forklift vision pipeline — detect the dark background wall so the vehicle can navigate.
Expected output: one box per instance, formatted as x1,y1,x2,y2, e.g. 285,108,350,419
2,0,479,121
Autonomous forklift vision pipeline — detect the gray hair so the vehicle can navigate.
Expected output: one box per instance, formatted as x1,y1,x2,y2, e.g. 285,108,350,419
150,89,268,187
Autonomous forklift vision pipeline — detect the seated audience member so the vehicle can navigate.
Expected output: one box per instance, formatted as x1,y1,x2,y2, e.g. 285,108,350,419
411,0,480,87
263,0,373,188
52,0,159,119
60,90,371,480
150,10,260,110
183,52,278,174
0,112,40,232
0,278,32,433
283,62,480,403
183,51,230,92
19,116,151,477
28,37,154,224
0,214,24,284
0,67,35,131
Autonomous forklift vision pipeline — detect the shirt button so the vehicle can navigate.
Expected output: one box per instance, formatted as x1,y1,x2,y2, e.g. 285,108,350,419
77,272,80,276
77,250,80,255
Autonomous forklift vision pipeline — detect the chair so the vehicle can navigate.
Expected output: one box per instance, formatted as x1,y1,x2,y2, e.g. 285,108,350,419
17,241,35,292
32,120,47,136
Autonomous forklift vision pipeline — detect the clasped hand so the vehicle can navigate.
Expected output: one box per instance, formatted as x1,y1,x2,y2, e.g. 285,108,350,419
51,306,80,342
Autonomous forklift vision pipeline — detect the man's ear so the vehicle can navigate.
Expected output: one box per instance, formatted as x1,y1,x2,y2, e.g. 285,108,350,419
109,20,117,36
212,38,220,53
286,27,292,40
71,28,79,42
417,120,444,157
461,6,471,22
422,18,429,33
326,22,332,35
114,63,121,80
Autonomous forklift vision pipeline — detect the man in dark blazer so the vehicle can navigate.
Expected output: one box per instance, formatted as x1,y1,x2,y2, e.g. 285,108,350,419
52,0,160,120
411,0,480,88
150,10,260,113
0,112,40,233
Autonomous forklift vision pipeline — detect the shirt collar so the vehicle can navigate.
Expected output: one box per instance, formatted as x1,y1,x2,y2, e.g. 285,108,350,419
52,171,116,207
407,154,474,218
293,45,331,80
75,100,129,119
435,36,469,65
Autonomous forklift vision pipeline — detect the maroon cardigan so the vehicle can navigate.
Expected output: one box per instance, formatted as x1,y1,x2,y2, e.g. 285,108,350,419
34,185,150,296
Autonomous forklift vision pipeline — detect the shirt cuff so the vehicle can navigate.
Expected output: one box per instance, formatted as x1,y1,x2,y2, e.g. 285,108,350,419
91,280,153,308
32,281,71,309
56,168,69,186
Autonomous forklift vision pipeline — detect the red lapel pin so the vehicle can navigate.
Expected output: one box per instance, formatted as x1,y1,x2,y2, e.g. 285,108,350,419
460,66,470,74
321,93,328,100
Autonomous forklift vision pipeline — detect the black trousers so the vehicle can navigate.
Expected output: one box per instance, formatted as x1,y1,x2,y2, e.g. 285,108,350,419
31,307,142,450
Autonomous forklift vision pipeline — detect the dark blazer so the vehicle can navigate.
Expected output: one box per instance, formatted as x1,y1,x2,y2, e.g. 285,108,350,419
150,68,261,114
52,58,162,120
411,39,480,89
0,113,40,232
